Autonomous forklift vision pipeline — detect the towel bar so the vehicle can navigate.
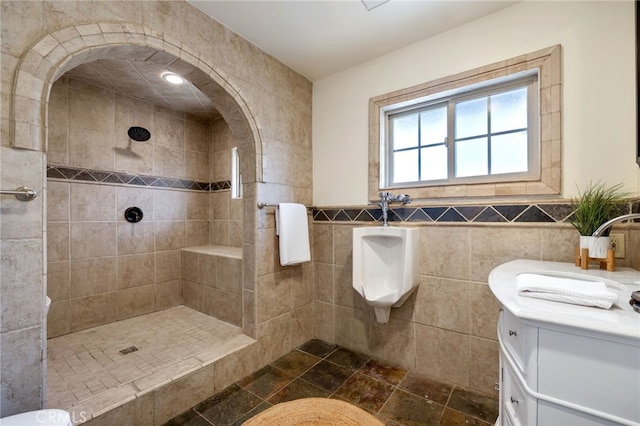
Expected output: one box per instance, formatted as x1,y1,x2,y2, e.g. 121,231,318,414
257,201,278,209
1,186,37,201
257,202,309,209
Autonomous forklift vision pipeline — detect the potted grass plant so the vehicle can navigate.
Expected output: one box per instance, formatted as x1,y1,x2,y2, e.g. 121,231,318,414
568,182,629,258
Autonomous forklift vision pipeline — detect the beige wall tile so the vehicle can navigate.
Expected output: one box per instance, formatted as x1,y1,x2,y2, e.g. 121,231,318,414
0,327,43,415
186,192,209,221
47,260,69,301
421,226,471,280
155,190,185,221
185,120,210,154
370,317,415,367
257,272,291,322
200,285,217,317
154,221,185,251
117,253,155,290
155,250,181,282
154,144,185,178
334,225,353,266
117,221,155,255
70,257,117,298
70,183,116,222
186,221,209,247
415,324,470,386
333,305,367,355
182,280,203,313
414,277,471,334
314,262,333,304
156,279,182,310
469,337,499,397
469,282,501,340
0,147,44,239
198,253,217,288
333,264,359,309
47,222,69,262
116,284,155,320
210,220,230,246
182,251,199,283
116,186,155,222
291,264,313,309
70,293,118,332
470,227,541,282
210,191,229,220
218,257,242,294
215,289,241,326
47,181,69,222
47,300,70,338
153,364,216,425
70,222,116,259
154,113,184,148
1,239,43,333
313,224,334,264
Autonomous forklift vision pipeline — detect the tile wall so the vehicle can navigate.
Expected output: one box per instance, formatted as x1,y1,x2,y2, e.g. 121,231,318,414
182,247,243,327
1,0,314,416
311,217,640,396
46,77,241,337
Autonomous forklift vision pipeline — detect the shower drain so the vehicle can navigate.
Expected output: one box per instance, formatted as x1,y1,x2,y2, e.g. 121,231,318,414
119,346,139,355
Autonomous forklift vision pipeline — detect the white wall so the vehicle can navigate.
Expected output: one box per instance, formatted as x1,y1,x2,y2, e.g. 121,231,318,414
313,1,637,206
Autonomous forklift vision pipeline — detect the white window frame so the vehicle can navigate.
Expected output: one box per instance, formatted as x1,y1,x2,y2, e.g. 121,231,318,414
369,45,561,201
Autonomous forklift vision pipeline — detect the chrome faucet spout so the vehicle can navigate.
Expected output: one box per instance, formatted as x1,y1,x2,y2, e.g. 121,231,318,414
378,192,412,227
592,213,640,237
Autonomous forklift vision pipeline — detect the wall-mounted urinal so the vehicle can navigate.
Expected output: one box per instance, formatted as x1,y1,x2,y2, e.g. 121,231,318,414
352,226,419,323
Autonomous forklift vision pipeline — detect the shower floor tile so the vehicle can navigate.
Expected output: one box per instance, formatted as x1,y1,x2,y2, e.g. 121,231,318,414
46,306,254,420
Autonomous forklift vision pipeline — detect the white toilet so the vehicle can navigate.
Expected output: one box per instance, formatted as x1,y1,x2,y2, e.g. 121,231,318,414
0,409,72,426
352,226,419,323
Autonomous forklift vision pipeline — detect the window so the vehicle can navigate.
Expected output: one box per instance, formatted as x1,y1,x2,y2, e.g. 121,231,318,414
231,147,242,199
370,45,561,201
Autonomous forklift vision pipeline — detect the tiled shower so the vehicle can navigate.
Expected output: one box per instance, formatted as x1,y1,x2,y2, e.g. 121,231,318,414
45,76,243,338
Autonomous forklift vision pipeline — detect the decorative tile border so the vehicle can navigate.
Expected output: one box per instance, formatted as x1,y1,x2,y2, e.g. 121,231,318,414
46,165,230,192
313,201,640,225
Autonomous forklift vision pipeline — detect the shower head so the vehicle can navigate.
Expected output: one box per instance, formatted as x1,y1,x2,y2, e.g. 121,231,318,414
128,126,151,142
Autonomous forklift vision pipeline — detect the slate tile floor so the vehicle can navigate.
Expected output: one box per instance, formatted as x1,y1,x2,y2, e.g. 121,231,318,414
165,339,498,426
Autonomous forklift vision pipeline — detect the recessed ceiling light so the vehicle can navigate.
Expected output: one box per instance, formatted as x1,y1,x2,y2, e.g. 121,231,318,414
161,72,185,85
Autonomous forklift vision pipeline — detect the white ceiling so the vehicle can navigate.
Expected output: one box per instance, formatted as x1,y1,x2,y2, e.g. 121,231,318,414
188,0,519,81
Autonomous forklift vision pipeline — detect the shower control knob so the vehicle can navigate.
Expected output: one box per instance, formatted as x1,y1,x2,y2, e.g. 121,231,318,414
124,207,143,223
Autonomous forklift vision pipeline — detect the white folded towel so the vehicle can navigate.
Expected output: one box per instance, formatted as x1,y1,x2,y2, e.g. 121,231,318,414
276,203,311,266
515,273,618,309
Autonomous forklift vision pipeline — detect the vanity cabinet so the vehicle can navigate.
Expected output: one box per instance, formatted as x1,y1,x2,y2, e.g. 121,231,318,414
490,260,640,426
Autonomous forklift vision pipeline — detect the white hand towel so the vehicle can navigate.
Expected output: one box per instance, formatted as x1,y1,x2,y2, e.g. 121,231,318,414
515,273,618,309
276,203,311,266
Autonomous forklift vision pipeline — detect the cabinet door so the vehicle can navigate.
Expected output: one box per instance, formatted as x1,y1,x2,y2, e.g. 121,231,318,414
538,400,626,426
502,355,537,426
538,328,640,424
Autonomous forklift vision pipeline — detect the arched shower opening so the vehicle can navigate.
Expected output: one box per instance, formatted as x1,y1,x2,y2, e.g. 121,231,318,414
11,23,261,423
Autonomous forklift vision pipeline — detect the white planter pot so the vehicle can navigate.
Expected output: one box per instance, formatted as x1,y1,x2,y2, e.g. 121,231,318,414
579,236,611,259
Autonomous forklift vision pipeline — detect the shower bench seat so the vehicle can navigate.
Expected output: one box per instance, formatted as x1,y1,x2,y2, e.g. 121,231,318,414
180,245,243,328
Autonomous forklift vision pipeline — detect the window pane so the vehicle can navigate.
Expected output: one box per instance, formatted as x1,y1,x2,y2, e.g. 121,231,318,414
392,114,419,150
491,132,528,174
491,88,527,133
456,97,487,139
456,137,487,177
420,145,447,181
393,149,419,183
420,107,447,146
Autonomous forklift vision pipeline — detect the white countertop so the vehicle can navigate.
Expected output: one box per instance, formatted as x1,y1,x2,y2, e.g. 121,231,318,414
489,260,640,340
